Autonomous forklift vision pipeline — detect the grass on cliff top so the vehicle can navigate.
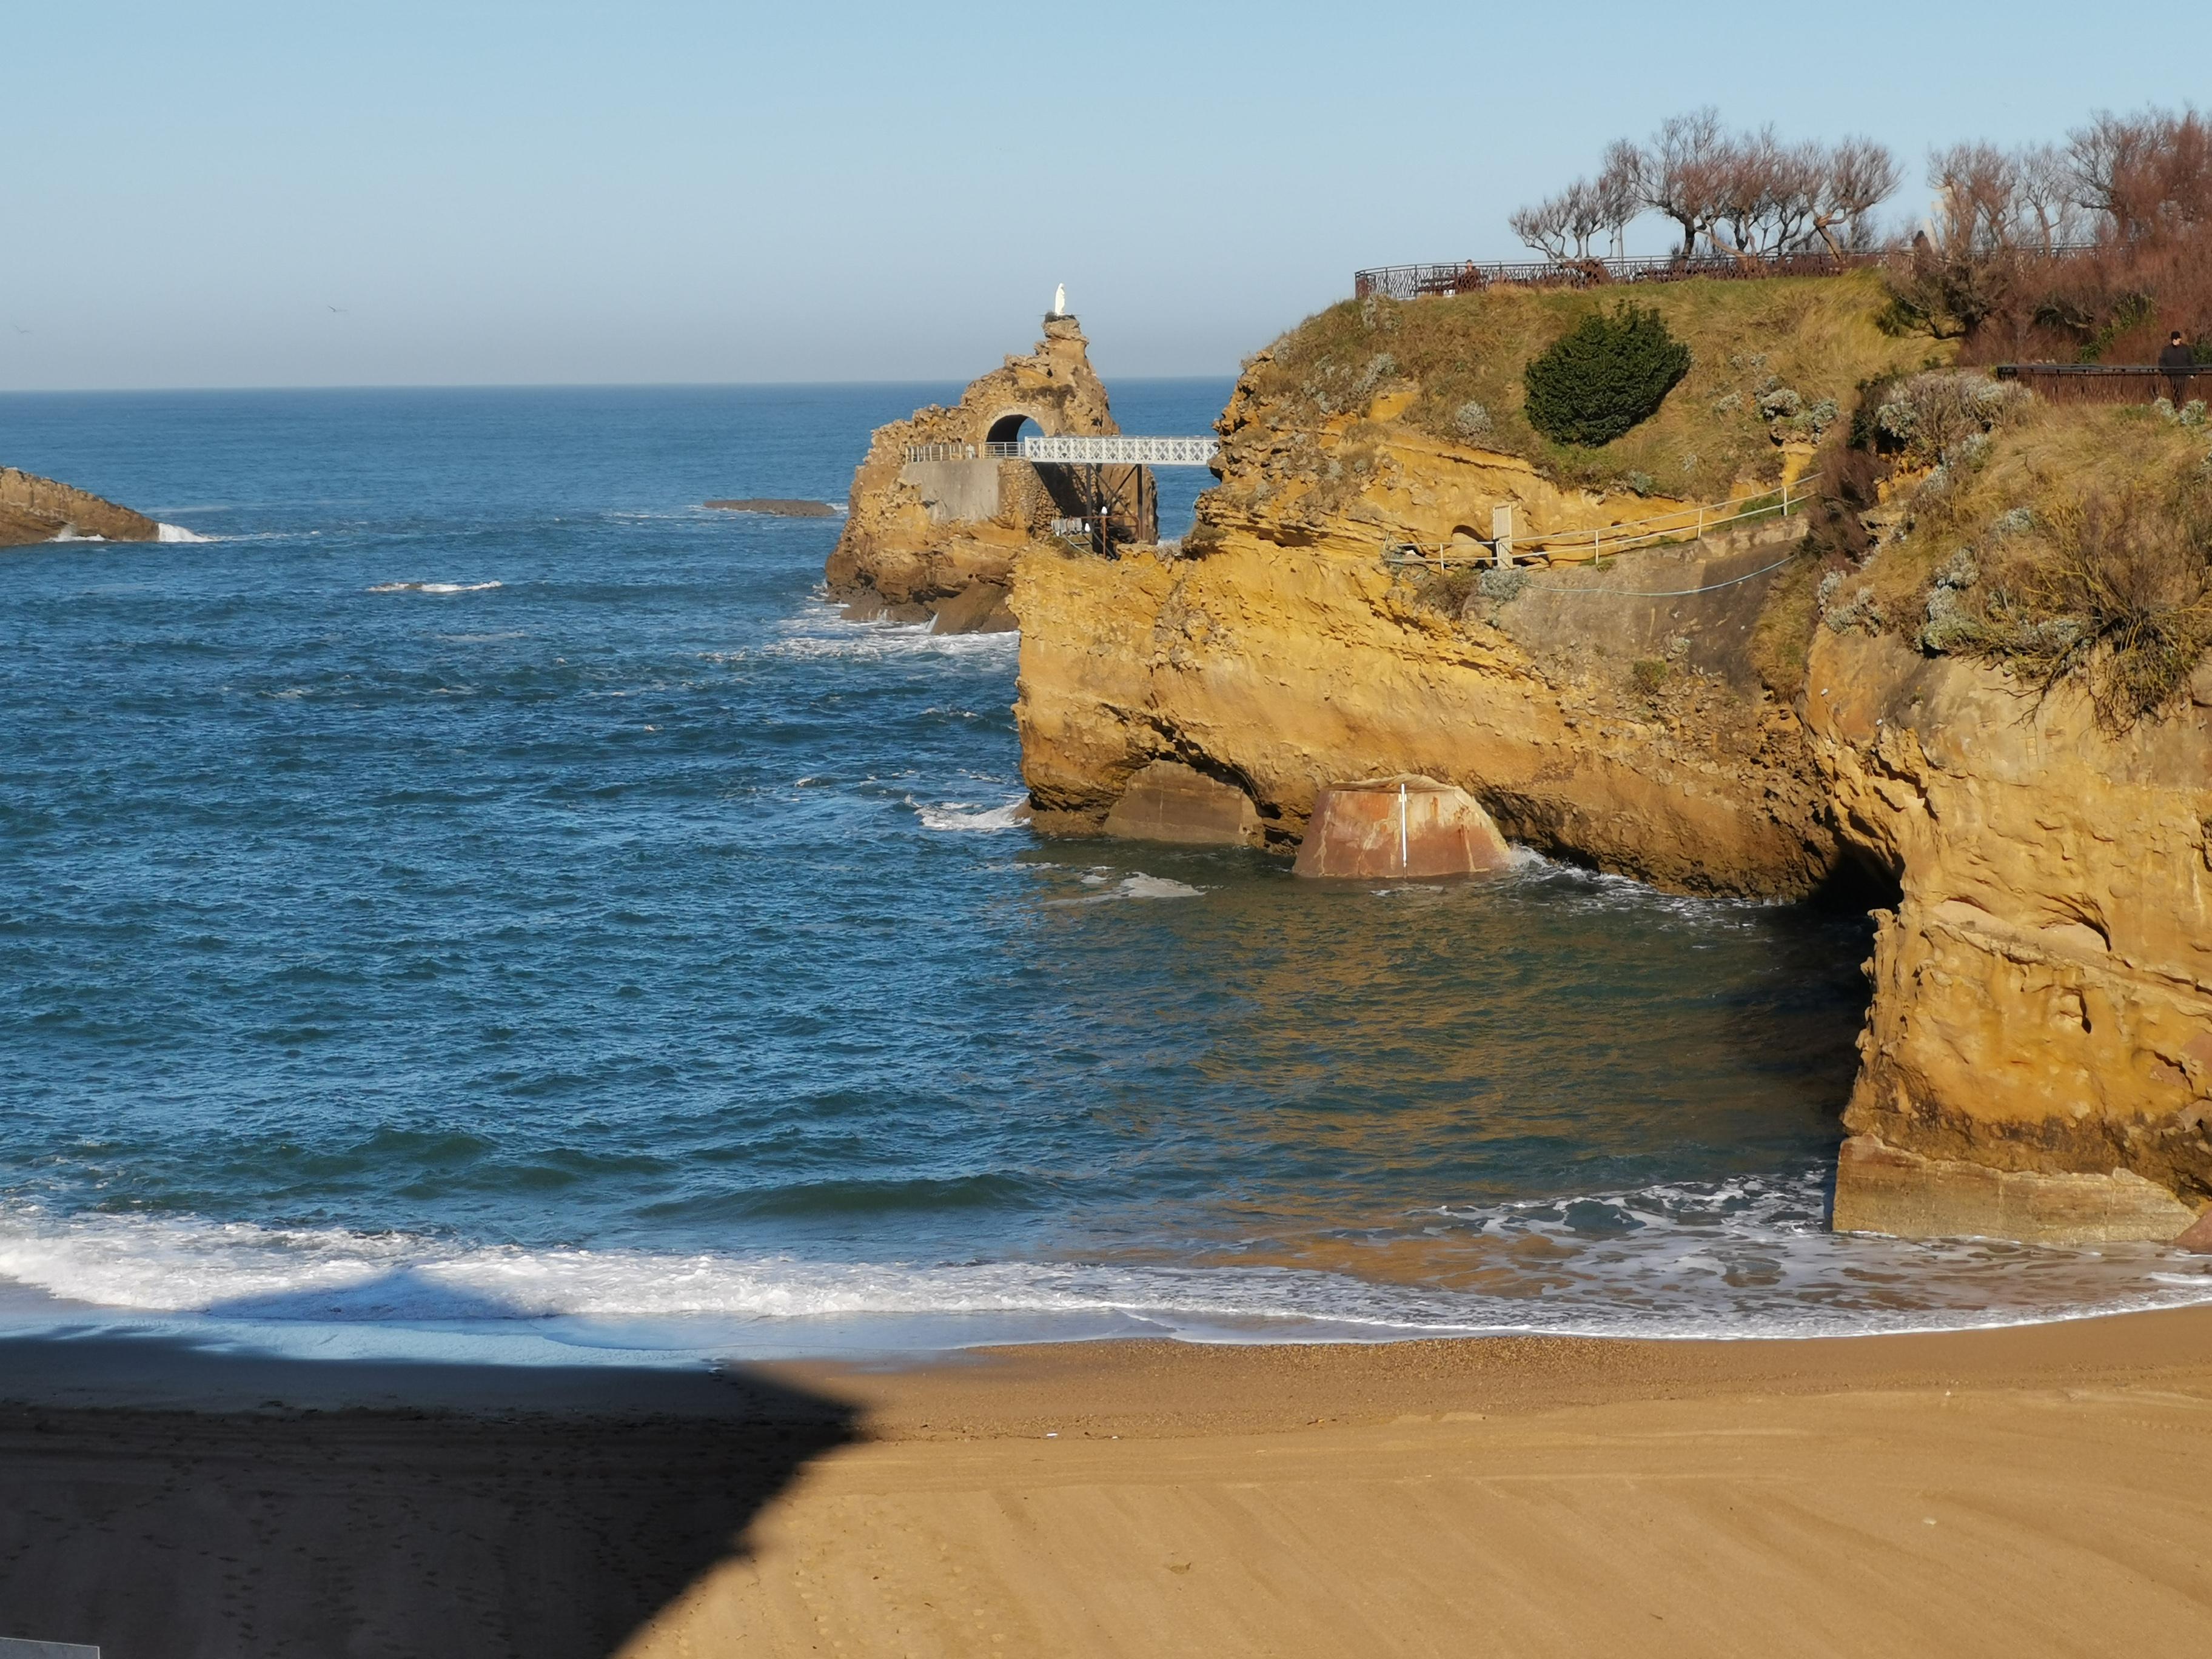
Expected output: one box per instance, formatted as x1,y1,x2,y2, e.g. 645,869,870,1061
1249,270,1943,504
1838,403,2212,729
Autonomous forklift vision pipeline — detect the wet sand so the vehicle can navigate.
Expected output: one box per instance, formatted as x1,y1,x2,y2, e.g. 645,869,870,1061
4,1310,2211,1655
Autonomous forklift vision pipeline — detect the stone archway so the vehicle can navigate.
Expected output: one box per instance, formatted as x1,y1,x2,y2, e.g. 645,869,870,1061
985,411,1048,447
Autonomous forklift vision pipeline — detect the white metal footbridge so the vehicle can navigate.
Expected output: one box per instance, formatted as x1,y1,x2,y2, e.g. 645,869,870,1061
904,435,1221,466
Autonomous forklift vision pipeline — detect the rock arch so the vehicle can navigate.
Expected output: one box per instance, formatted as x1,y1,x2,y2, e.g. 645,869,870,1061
985,411,1050,446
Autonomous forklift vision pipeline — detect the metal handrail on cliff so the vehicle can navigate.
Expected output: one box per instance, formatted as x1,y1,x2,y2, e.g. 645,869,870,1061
1353,241,2100,300
1386,475,1814,571
1355,249,1890,299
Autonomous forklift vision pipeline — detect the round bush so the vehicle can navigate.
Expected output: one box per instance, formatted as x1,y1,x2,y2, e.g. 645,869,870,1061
1522,304,1692,447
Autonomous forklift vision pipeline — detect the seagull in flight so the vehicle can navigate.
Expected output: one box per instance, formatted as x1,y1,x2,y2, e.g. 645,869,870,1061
9,326,29,335
327,305,349,314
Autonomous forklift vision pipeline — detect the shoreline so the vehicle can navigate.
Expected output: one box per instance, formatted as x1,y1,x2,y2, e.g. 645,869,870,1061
5,1310,2211,1654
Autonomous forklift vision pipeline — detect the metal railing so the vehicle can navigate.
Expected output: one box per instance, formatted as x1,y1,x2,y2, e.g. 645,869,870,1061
1355,243,2112,301
1355,249,1892,300
1386,475,1817,569
903,440,1026,463
903,435,1222,466
1994,363,2212,404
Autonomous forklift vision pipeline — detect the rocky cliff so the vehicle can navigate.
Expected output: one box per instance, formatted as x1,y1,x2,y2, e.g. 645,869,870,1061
0,467,161,546
827,314,1149,632
1007,276,2212,1245
1808,631,2212,1241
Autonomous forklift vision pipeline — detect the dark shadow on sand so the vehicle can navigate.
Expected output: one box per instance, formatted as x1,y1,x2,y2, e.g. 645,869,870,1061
0,1302,857,1659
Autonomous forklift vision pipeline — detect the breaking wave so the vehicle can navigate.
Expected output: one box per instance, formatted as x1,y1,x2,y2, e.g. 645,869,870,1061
367,580,504,594
916,797,1028,833
2,1176,2210,1360
765,603,1020,663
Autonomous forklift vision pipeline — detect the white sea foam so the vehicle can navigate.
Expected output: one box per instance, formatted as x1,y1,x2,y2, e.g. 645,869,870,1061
764,603,1019,664
1115,875,1205,900
367,580,504,595
916,797,1028,833
1,1182,2209,1357
156,523,211,543
1052,874,1208,905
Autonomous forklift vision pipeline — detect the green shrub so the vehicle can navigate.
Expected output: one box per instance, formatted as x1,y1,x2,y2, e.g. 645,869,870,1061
1522,304,1692,447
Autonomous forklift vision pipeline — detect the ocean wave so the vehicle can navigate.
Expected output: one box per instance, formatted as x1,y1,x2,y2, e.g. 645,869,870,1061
156,523,212,543
367,580,504,595
916,797,1028,833
0,1185,2208,1350
765,604,1020,663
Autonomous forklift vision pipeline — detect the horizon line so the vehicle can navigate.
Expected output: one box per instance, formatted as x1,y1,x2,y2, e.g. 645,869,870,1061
0,372,1242,398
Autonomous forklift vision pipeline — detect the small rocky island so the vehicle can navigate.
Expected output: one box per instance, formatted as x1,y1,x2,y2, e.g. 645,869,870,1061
1,466,162,546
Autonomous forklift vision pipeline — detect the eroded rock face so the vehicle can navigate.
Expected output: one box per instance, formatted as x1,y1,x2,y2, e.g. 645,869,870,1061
1100,760,1262,848
1006,338,2212,1243
826,315,1150,631
1,467,160,546
1805,629,2212,1232
1011,490,1835,898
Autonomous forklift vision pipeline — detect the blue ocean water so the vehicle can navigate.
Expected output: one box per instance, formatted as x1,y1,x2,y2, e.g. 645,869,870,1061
3,382,2208,1363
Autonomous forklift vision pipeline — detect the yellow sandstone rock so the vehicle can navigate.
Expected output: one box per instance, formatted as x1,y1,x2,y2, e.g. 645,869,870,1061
826,315,1150,631
1805,629,2212,1237
1007,323,2212,1244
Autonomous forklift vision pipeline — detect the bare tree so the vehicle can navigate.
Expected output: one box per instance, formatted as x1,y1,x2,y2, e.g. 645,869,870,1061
1642,107,1730,258
1509,190,1575,261
1595,139,1644,258
1811,138,1900,255
1512,178,1609,261
2010,144,2083,253
1706,126,1783,264
2068,107,2212,241
1928,142,2022,252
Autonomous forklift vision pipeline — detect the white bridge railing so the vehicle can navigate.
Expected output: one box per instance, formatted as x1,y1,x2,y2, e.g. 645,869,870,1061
903,435,1221,466
1021,435,1219,466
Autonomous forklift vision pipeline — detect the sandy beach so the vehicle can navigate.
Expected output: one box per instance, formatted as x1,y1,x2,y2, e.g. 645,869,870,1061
4,1310,2210,1656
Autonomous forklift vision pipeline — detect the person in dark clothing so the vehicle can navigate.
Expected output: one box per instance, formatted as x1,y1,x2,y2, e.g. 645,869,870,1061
2159,330,2196,405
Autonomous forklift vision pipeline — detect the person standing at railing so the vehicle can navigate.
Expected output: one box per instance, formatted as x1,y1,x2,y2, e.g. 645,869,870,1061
2161,330,2196,405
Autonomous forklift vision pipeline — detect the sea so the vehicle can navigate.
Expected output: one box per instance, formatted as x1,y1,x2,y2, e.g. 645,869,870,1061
3,381,2208,1368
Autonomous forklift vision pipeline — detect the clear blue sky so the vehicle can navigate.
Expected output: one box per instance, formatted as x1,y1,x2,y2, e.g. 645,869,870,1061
5,0,2205,390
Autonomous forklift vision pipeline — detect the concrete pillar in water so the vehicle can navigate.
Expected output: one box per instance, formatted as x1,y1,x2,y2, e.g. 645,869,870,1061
1291,775,1512,879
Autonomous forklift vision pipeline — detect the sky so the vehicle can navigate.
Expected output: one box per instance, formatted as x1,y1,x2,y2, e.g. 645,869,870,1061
4,0,2207,390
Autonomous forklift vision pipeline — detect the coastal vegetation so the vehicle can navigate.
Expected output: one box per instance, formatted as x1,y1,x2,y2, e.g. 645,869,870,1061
1820,394,2212,728
1520,304,1691,446
1239,268,1934,501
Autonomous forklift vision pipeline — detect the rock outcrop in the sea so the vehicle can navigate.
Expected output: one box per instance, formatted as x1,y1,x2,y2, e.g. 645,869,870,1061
1808,631,2212,1242
1292,776,1512,879
0,467,161,546
1005,276,2212,1246
826,315,1154,633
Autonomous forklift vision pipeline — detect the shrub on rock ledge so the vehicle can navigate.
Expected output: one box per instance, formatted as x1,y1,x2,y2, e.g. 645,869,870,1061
1523,304,1692,447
